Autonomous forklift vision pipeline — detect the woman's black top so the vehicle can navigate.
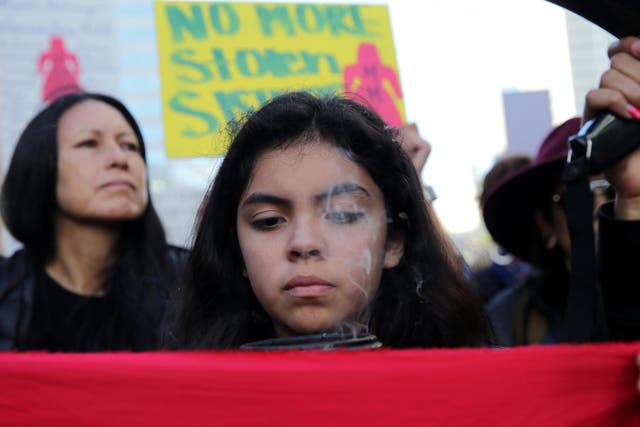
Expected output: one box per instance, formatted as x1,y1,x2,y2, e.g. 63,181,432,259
25,270,128,351
0,246,188,351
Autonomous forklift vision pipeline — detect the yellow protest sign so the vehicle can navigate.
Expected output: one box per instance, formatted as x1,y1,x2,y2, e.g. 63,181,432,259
155,1,405,157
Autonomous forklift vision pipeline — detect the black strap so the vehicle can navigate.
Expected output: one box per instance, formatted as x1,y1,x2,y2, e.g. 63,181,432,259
560,157,606,342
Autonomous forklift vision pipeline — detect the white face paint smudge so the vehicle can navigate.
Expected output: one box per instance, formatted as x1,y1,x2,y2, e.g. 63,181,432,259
318,161,386,335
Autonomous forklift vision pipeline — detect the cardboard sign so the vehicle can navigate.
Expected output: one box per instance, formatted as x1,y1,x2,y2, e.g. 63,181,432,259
155,1,405,157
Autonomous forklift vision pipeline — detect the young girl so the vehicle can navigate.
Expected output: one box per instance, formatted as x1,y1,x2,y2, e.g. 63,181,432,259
168,91,491,349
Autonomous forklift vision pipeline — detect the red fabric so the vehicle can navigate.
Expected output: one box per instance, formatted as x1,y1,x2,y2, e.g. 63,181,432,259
1,342,639,426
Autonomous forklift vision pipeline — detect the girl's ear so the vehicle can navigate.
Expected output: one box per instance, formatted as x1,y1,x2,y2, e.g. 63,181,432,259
383,227,405,268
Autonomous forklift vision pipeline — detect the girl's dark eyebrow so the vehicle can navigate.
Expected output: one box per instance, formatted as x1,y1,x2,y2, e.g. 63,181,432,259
315,182,370,203
241,193,290,208
240,183,369,209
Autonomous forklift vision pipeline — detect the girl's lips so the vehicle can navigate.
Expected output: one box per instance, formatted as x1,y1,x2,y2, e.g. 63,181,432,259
284,276,336,298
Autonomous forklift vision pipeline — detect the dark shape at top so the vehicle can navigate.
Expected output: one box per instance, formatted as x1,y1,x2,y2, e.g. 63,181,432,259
546,0,639,38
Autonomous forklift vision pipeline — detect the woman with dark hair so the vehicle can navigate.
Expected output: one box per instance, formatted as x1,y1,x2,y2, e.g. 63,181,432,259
481,118,614,346
0,92,186,351
582,35,640,343
168,91,492,349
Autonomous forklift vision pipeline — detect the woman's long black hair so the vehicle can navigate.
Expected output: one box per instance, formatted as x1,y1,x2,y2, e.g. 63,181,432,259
169,91,491,349
1,92,181,350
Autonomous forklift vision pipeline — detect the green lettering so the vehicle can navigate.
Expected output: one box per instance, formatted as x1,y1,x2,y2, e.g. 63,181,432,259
264,49,297,77
313,82,342,95
253,89,272,105
170,49,212,83
166,5,207,42
325,6,348,35
236,50,266,77
299,51,339,74
296,5,324,33
208,4,240,35
255,5,295,36
170,90,219,137
324,5,374,36
214,90,253,122
348,6,376,36
212,48,232,80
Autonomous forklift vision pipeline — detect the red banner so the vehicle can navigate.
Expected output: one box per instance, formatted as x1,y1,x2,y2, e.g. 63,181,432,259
1,342,639,426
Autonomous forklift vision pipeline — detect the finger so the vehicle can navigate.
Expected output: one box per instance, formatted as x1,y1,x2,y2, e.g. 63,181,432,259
607,36,640,59
398,123,418,144
411,146,430,173
610,52,640,84
601,66,640,95
584,87,632,122
600,68,640,112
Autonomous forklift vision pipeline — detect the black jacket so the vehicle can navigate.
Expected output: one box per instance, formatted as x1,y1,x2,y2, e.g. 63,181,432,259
488,202,640,346
597,202,640,341
0,246,188,350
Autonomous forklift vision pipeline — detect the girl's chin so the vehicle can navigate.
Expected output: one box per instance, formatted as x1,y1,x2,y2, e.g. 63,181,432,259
284,320,367,337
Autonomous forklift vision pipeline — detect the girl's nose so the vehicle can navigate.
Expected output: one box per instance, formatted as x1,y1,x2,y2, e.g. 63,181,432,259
286,218,324,262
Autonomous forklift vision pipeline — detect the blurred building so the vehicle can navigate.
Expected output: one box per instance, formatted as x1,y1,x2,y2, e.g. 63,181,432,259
0,0,217,252
502,89,552,156
115,0,219,248
564,9,617,116
0,0,119,252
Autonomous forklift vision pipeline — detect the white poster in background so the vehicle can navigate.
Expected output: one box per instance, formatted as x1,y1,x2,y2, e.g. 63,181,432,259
0,0,119,254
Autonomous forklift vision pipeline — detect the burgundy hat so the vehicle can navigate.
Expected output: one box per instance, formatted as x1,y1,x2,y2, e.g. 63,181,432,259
481,117,582,262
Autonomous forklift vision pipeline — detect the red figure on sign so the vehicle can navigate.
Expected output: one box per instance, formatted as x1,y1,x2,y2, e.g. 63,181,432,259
38,36,81,103
344,43,403,127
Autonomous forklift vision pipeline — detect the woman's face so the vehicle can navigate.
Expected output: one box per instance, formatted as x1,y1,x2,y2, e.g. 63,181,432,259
236,140,404,337
55,99,148,223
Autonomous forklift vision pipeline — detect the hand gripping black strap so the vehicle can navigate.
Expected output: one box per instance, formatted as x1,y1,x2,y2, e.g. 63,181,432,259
557,114,639,342
560,113,640,341
573,113,640,175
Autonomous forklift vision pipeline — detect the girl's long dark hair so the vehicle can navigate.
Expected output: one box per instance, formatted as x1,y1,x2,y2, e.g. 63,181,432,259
1,92,180,350
168,92,491,349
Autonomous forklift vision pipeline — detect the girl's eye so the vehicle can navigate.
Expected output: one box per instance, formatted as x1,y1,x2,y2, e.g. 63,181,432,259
325,211,364,224
251,216,285,230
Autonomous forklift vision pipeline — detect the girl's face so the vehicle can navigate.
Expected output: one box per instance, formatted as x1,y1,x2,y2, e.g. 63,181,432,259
236,140,404,337
55,100,148,223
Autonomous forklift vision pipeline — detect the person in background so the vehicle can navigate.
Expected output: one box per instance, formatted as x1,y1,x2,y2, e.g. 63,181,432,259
397,122,437,203
474,154,534,304
582,36,640,343
481,117,613,346
397,122,431,177
166,91,492,349
0,92,187,351
576,36,640,393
